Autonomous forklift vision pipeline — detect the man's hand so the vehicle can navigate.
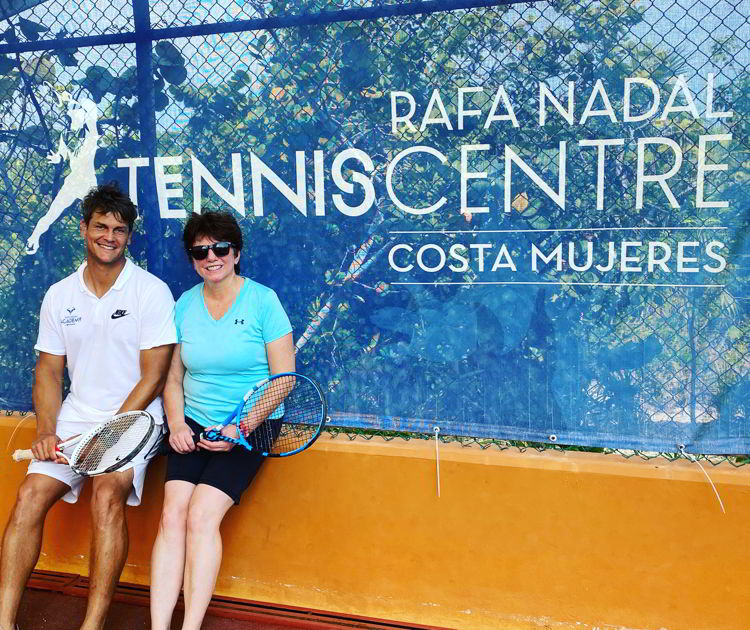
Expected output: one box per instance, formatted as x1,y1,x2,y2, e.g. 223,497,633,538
197,424,238,452
31,432,65,463
168,421,196,454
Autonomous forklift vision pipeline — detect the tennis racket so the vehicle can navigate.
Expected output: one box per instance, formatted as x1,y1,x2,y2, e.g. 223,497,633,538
12,410,156,476
197,372,327,457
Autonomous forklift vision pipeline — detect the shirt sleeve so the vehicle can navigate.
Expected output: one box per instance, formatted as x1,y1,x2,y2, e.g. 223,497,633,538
140,280,177,350
173,287,198,344
34,287,66,355
174,294,185,344
261,289,292,344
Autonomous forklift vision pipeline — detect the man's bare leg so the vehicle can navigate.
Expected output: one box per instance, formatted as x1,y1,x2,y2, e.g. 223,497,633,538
79,468,133,630
0,474,69,630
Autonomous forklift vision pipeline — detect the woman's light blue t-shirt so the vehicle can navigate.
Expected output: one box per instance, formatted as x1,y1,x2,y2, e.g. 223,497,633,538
175,278,292,427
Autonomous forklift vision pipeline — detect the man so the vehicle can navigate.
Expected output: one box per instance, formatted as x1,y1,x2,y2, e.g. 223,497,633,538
0,183,176,630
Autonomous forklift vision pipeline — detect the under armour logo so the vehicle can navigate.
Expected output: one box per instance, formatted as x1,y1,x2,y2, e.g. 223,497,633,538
111,309,129,319
235,319,244,325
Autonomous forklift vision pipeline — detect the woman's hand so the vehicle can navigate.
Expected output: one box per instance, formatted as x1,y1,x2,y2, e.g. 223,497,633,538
168,421,196,454
197,424,238,452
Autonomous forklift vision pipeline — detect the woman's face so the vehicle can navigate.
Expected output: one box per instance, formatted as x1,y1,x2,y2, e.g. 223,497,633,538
190,235,239,285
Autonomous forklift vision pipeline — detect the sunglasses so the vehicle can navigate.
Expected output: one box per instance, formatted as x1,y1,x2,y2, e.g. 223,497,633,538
188,241,235,260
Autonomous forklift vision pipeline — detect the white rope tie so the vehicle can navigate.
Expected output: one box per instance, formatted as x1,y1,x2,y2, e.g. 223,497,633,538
433,425,441,499
678,444,726,514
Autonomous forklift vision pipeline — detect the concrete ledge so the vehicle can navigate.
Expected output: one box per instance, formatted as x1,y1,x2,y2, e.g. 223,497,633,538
25,569,450,629
1,415,749,630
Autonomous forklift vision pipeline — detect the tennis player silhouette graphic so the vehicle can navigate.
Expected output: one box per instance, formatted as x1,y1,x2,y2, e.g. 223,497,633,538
26,86,99,255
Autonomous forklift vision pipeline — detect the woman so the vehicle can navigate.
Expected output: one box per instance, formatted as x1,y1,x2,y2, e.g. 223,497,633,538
150,211,295,630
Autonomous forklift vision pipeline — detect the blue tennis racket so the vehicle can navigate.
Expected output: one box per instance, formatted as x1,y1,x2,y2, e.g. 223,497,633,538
199,372,327,457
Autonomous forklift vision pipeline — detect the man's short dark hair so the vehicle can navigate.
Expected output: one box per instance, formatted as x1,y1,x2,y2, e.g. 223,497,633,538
81,183,138,232
183,211,243,275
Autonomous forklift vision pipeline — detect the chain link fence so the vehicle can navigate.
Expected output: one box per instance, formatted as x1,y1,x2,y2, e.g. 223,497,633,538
0,0,748,454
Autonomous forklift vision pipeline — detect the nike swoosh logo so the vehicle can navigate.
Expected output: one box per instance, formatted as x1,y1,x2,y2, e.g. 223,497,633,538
111,312,128,319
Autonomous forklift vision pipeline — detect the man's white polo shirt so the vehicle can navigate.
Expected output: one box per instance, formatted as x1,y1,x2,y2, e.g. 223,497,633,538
35,258,177,425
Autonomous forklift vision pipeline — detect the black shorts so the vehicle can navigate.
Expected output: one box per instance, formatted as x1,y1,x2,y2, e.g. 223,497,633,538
164,417,271,504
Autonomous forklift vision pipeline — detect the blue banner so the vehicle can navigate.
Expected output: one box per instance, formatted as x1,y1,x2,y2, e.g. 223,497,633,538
1,0,748,453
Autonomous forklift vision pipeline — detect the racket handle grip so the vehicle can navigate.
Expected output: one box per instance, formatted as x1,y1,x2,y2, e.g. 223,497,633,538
12,448,34,462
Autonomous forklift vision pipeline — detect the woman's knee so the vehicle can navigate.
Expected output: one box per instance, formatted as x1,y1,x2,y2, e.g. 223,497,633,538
159,501,189,537
185,501,223,538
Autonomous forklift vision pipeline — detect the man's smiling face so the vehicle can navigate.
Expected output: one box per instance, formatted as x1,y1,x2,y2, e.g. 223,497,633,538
80,210,131,266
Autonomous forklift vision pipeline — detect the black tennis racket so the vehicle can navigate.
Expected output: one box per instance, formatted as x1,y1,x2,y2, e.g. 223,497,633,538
12,411,156,476
197,372,327,457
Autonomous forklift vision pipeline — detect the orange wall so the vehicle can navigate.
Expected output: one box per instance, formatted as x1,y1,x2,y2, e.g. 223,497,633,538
1,415,749,630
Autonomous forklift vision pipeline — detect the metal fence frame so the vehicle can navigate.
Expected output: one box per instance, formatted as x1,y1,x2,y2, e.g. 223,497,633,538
0,0,748,454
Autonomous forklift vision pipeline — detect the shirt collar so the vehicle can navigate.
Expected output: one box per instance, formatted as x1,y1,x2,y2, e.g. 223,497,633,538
76,258,134,295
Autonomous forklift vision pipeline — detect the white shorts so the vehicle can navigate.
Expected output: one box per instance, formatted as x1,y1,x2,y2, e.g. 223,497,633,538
27,417,165,507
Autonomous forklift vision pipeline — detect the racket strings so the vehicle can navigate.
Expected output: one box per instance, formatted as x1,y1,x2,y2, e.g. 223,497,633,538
239,376,323,455
72,412,153,474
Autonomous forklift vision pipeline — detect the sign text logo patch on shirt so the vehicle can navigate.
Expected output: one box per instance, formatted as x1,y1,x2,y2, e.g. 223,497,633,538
61,308,82,326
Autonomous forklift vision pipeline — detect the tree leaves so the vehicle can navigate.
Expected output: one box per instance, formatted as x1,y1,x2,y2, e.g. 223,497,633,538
1,25,18,44
0,54,15,76
147,41,188,111
74,65,114,103
53,30,79,67
110,65,136,100
20,55,56,83
340,40,377,94
0,73,19,102
18,18,48,42
14,125,48,150
158,62,187,86
55,49,79,67
154,90,169,112
154,41,187,86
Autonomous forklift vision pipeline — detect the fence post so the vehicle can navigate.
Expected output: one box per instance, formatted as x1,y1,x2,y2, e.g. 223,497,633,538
132,0,163,276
